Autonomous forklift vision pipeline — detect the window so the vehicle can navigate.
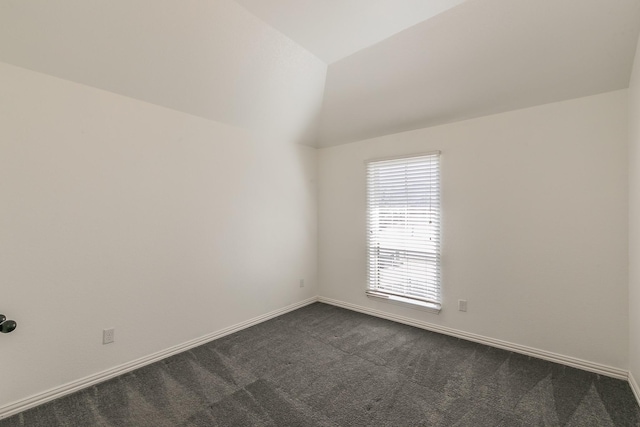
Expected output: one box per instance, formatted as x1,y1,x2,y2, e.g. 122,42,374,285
366,152,441,311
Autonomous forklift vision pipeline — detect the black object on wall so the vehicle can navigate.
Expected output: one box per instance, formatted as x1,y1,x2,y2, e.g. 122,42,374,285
0,313,17,333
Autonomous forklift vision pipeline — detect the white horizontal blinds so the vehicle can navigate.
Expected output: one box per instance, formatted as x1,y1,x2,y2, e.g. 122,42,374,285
367,153,441,304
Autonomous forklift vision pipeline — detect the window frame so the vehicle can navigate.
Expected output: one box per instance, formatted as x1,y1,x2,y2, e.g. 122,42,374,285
365,151,442,313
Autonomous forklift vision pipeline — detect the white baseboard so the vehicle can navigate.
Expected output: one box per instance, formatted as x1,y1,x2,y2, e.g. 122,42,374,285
3,295,632,420
0,296,319,420
630,371,640,407
318,296,628,380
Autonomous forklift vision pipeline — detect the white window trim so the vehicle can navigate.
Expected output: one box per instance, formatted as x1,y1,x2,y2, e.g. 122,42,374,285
365,290,442,313
365,151,442,313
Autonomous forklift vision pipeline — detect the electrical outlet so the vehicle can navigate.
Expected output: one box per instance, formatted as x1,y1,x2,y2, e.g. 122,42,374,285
458,300,468,312
103,328,115,344
299,279,305,288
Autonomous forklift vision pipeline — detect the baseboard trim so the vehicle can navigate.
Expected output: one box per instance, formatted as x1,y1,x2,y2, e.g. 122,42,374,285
0,296,319,420
318,296,628,380
630,372,640,407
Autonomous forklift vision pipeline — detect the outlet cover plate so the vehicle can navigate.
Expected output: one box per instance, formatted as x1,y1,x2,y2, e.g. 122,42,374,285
458,300,468,312
103,328,115,344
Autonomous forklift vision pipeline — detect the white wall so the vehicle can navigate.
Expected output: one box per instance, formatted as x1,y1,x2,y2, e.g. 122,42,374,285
0,61,318,409
318,90,629,369
629,35,640,391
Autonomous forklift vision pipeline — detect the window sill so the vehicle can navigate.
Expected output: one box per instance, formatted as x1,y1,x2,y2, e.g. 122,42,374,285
365,291,442,314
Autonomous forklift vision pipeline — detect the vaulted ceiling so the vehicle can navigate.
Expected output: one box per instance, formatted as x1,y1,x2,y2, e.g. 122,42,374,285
316,0,640,146
234,0,467,63
1,0,639,148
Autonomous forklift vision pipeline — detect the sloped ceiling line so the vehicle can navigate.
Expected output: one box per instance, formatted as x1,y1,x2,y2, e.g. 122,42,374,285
0,0,639,148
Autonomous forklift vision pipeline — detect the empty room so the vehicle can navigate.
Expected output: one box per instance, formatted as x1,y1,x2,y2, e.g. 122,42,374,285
2,0,640,425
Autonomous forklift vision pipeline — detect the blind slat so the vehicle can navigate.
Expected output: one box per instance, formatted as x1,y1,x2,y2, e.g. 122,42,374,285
367,153,441,304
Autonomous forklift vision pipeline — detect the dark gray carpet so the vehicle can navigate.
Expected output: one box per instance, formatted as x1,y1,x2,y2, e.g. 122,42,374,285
2,302,639,426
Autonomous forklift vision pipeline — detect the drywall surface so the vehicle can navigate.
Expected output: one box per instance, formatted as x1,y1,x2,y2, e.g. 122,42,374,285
234,0,466,63
318,90,629,369
0,61,318,409
629,36,640,390
317,0,640,147
0,0,326,146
